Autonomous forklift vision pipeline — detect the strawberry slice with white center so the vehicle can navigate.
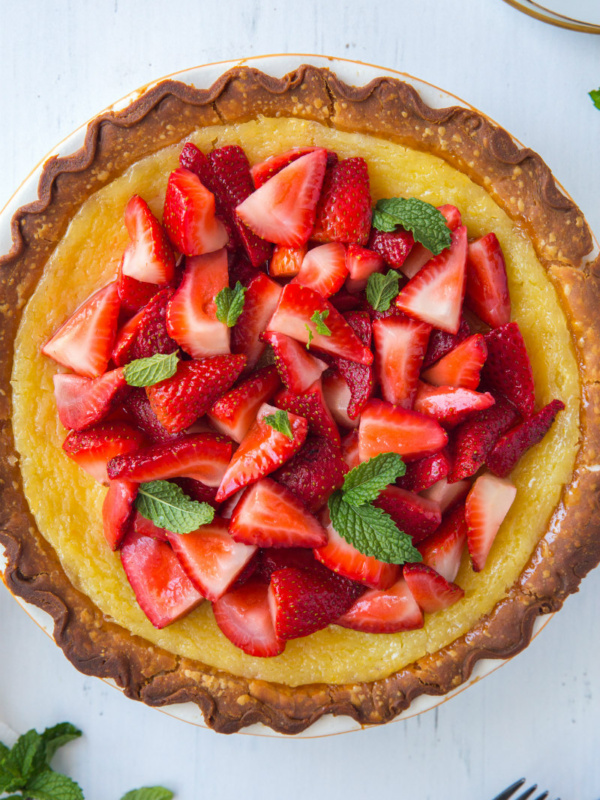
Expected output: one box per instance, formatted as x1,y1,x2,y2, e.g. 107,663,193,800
336,577,424,633
163,167,229,256
121,195,175,284
465,232,511,329
261,330,327,395
121,528,204,629
167,518,257,602
403,564,464,613
374,486,442,544
107,433,234,487
396,225,467,334
269,244,306,277
341,429,361,469
236,149,328,247
465,472,517,572
42,281,121,378
322,372,357,429
212,580,285,657
413,382,495,428
418,502,468,582
117,254,163,316
63,422,147,484
421,333,487,390
215,403,308,502
53,367,129,432
266,284,373,365
207,365,281,443
399,204,462,279
373,315,431,408
291,242,348,298
133,510,169,542
358,399,448,462
102,479,138,550
345,244,385,293
229,478,328,548
166,249,230,358
421,477,470,513
231,272,282,369
251,146,322,188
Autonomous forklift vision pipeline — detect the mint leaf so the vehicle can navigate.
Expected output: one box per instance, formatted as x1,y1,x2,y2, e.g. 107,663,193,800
305,324,314,349
215,282,247,327
372,197,452,255
120,788,174,800
264,409,294,440
8,729,46,784
328,491,422,565
124,352,179,388
590,87,600,110
40,724,82,764
342,453,406,506
365,270,400,312
25,769,84,800
310,310,331,335
135,480,214,534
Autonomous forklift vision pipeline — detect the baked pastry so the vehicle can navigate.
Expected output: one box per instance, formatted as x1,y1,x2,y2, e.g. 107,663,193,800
1,64,599,735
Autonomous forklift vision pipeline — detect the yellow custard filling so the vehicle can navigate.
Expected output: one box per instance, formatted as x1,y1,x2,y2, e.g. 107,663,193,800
12,117,579,686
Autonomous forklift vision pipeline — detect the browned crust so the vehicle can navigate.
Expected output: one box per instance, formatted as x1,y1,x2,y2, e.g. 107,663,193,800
1,65,600,735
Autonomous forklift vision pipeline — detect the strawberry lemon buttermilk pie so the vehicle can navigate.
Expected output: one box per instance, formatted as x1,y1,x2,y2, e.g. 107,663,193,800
1,65,600,734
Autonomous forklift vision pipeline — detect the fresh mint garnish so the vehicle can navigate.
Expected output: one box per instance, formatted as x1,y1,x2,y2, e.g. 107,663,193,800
342,453,406,506
310,310,331,335
135,480,214,534
372,197,452,255
264,409,294,440
305,324,314,349
365,270,400,312
590,87,600,110
120,788,174,800
124,352,179,387
215,282,247,327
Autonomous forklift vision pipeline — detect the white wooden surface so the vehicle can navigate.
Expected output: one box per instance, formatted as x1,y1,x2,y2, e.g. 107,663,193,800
1,2,600,798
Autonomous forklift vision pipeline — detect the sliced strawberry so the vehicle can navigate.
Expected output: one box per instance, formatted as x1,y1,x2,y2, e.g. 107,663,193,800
212,580,284,657
345,244,385,293
107,433,234,487
163,167,229,256
421,333,487,390
312,158,372,245
133,510,169,542
261,330,327,395
336,578,423,633
121,528,203,629
53,367,129,431
321,371,357,429
275,379,340,444
486,399,565,477
117,255,163,316
166,249,230,358
367,228,414,269
231,272,282,370
236,149,328,247
146,355,245,434
230,478,327,548
112,287,178,366
465,473,517,571
328,288,362,313
254,547,319,582
269,244,306,277
42,282,121,378
373,315,431,408
418,502,468,582
167,517,257,602
273,435,348,512
123,388,182,444
341,429,361,470
207,365,281,443
395,450,451,493
396,225,467,334
121,195,175,284
374,486,442,543
481,322,535,418
171,477,219,509
251,147,322,188
465,232,510,328
422,315,471,369
63,422,147,484
358,399,448,462
403,563,464,613
414,382,495,428
399,205,461,279
215,402,307,502
291,242,348,298
421,476,470,513
102,479,138,550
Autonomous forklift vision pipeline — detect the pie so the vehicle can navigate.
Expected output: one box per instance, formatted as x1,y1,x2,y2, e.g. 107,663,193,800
1,64,600,735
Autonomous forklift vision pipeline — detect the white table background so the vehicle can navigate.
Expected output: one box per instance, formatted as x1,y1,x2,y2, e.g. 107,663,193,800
1,2,599,798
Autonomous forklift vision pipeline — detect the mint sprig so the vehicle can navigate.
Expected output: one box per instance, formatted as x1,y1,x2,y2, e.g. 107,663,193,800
342,453,406,506
590,87,600,110
264,409,294,440
124,352,179,387
135,480,214,534
372,197,452,255
215,282,247,327
120,789,174,800
305,309,331,350
365,270,400,312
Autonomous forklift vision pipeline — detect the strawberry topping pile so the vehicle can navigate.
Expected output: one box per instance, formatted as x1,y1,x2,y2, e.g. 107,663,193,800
42,142,565,658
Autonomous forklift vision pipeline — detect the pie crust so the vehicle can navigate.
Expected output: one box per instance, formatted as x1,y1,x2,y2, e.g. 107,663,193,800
1,65,600,734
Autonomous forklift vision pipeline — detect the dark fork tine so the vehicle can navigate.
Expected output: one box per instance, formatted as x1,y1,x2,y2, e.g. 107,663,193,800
533,794,549,800
515,787,538,800
492,779,527,800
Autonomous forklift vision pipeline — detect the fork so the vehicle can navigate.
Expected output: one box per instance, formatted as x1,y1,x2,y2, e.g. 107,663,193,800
491,778,560,800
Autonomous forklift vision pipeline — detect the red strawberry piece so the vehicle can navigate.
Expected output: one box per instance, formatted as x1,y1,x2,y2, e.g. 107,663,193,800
236,149,328,247
273,435,348,512
254,547,320,582
291,242,348,298
228,252,259,287
465,232,510,328
321,371,356,429
438,204,462,230
102,479,138,550
358,399,448,462
113,287,179,366
133,510,169,542
146,355,245,434
207,365,281,443
403,563,464,613
396,225,467,334
215,402,307,501
374,486,442,543
231,272,282,370
312,157,372,245
163,167,229,256
269,244,306,277
266,284,373,365
414,382,495,428
111,305,145,366
123,387,182,444
229,478,327,548
448,395,521,482
219,489,245,520
261,330,327,395
107,433,234,487
373,315,431,408
53,367,129,431
328,287,362,313
421,476,470,513
345,244,385,293
398,205,462,279
120,528,203,628
418,502,468,582
486,399,565,478
269,565,364,640
421,333,487,390
42,281,121,378
117,255,163,316
167,517,257,602
170,477,219,508
336,577,423,633
395,450,451,493
275,379,340,444
212,579,284,657
465,472,517,571
251,146,323,188
422,315,471,369
341,429,361,470
367,228,414,269
121,195,175,284
166,249,230,358
481,322,535,418
63,421,147,484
